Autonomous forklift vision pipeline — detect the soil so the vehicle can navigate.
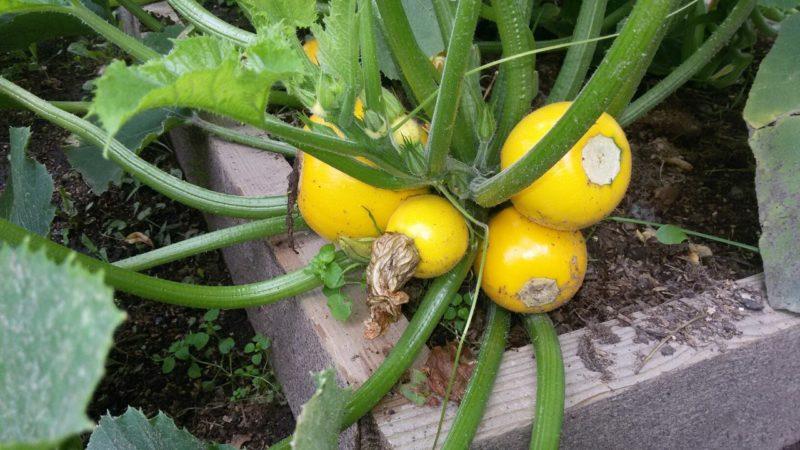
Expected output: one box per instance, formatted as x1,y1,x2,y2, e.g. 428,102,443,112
0,39,294,448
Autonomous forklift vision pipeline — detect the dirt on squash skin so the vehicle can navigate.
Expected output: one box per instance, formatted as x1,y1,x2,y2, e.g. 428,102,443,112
0,40,294,447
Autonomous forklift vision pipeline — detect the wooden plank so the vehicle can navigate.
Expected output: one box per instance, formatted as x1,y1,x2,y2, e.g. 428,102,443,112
373,275,800,449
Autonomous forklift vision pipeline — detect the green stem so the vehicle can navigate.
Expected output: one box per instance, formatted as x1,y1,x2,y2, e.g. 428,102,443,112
0,219,329,309
750,6,778,38
359,0,383,113
0,76,287,219
51,100,91,114
116,0,164,32
190,117,297,157
547,0,608,103
619,0,756,127
267,246,477,450
471,0,677,207
115,216,307,271
482,0,536,170
601,0,633,31
375,0,476,161
524,313,565,450
425,0,481,175
440,304,510,450
70,0,160,62
607,216,760,253
167,0,255,46
260,117,424,190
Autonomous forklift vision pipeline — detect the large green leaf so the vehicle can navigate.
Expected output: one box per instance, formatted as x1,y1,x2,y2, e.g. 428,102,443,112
237,0,316,29
90,27,305,137
743,14,800,313
311,0,361,91
0,13,90,52
87,407,236,450
0,243,124,449
66,108,183,194
290,369,350,450
0,127,55,236
743,14,800,128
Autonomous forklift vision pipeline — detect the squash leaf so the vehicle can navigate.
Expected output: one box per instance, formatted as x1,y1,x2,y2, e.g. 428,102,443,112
0,127,55,236
743,14,800,313
89,26,306,138
237,0,316,29
0,242,124,449
290,369,350,450
87,407,235,450
311,0,361,91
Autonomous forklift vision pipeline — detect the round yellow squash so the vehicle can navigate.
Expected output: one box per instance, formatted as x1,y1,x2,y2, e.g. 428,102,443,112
477,207,587,313
298,116,424,241
386,195,469,279
501,101,632,230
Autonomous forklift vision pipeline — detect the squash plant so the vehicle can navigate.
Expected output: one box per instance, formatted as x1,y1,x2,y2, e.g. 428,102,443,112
1,0,795,448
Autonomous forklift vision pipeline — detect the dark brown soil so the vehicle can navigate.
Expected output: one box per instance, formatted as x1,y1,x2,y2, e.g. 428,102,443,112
0,39,294,448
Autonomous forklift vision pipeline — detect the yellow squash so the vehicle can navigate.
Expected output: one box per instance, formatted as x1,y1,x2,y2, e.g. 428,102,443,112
501,101,632,230
302,38,319,65
386,195,469,278
477,207,587,313
298,116,424,241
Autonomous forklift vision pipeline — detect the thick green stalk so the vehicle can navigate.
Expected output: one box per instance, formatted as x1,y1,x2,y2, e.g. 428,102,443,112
191,117,297,157
482,0,536,170
0,219,326,309
524,314,565,450
547,0,608,103
70,0,160,62
374,0,476,161
167,0,255,46
440,304,510,450
619,0,757,127
49,101,90,115
750,6,778,38
116,0,164,32
268,246,477,450
601,0,633,31
426,0,482,175
115,216,307,271
0,76,287,219
471,0,676,207
359,0,383,113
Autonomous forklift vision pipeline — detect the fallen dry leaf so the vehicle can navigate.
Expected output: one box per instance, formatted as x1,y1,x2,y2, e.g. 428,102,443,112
422,343,475,404
682,243,713,265
124,231,153,247
664,156,694,172
635,227,658,243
